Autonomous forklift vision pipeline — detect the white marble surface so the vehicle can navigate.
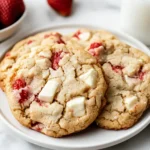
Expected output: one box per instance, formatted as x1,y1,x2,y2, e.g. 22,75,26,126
0,0,150,149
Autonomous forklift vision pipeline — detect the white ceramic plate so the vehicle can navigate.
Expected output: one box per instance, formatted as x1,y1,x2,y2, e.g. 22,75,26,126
0,25,150,150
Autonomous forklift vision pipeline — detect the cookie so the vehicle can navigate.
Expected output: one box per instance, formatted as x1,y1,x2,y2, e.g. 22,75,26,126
0,31,107,137
68,29,150,129
96,53,149,129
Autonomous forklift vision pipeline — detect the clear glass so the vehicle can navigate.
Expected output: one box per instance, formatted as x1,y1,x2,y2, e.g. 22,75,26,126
120,0,150,45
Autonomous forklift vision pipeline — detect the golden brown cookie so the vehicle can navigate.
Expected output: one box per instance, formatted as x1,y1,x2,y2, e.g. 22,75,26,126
0,31,107,137
68,29,150,130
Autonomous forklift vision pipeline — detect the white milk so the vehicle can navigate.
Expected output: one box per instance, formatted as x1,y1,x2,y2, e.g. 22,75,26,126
120,0,150,45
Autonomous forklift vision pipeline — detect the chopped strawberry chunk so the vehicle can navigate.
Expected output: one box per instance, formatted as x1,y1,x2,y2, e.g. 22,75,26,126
51,51,62,70
44,34,51,38
44,33,65,44
55,33,61,38
35,127,41,132
27,40,33,45
88,42,103,57
109,63,124,73
19,90,28,103
36,98,43,106
133,67,146,80
5,52,10,57
88,48,101,57
32,123,43,132
138,72,145,80
88,49,96,56
89,42,102,49
13,79,26,90
57,38,65,44
73,30,81,39
55,33,65,44
112,65,124,73
13,79,28,104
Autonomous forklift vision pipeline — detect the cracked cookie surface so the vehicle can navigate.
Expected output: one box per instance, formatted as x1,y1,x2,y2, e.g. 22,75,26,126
0,31,107,137
68,29,150,130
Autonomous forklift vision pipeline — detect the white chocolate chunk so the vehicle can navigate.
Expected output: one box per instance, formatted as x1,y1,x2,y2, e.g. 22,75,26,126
79,32,91,41
125,96,138,110
124,75,138,87
38,51,52,58
67,96,85,117
38,79,61,103
79,68,97,88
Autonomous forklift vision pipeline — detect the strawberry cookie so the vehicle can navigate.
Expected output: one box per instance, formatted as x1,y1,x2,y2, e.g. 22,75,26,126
96,53,150,129
0,31,107,137
68,29,150,129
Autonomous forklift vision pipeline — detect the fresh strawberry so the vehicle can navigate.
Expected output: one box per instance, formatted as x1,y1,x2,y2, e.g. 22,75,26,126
0,0,25,27
47,0,73,16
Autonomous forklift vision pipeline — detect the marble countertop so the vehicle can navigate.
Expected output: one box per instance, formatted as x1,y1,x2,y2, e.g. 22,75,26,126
0,0,149,149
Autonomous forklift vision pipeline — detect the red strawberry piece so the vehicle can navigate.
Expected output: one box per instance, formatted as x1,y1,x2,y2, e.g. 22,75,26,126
73,30,81,39
44,33,65,44
88,42,103,56
47,0,73,16
12,79,26,90
5,52,10,57
35,98,43,106
44,34,51,39
57,38,65,44
138,72,145,80
137,68,145,80
131,67,146,80
35,126,42,132
32,123,44,132
27,40,33,45
112,65,124,73
12,79,29,104
0,0,25,27
109,63,124,74
89,42,102,49
19,89,28,103
55,33,65,44
88,49,98,56
51,51,62,70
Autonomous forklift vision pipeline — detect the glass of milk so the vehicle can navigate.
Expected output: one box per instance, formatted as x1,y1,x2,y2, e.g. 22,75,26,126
120,0,150,45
